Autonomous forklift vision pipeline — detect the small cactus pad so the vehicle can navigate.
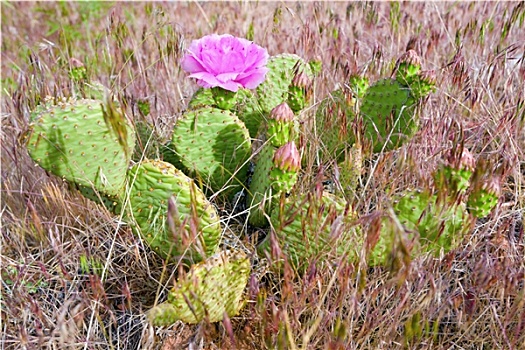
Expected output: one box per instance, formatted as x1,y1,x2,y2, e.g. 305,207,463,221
126,160,221,262
256,54,313,114
189,88,264,139
235,89,266,139
360,78,417,153
395,50,422,87
188,88,215,110
147,249,251,325
247,143,278,228
433,147,476,198
26,97,135,197
370,189,470,265
467,178,500,218
167,106,252,195
259,192,359,272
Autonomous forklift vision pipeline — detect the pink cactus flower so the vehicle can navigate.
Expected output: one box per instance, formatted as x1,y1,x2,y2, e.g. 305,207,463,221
181,34,269,92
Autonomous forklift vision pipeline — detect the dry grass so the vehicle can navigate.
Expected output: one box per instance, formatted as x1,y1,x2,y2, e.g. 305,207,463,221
1,2,524,349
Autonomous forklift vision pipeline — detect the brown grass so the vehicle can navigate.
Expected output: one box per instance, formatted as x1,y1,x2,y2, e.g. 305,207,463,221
1,2,524,349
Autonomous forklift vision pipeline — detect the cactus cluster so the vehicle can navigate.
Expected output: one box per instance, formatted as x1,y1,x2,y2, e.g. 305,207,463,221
370,147,500,266
24,47,320,327
24,38,499,332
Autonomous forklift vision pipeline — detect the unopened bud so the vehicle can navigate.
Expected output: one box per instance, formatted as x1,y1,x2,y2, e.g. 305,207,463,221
273,141,301,172
269,102,295,123
399,49,421,67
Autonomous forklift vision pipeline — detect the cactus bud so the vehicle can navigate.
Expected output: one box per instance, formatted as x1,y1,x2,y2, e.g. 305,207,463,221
267,102,296,147
269,102,295,122
273,141,301,172
69,57,87,82
348,74,369,100
288,69,312,112
410,69,437,99
309,58,323,75
434,147,476,197
270,141,300,194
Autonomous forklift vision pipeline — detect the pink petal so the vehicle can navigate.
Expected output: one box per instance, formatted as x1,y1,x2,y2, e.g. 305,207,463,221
216,72,239,83
236,68,269,89
180,55,205,74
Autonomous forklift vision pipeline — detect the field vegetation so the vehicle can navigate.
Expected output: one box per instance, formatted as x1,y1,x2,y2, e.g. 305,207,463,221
1,2,524,349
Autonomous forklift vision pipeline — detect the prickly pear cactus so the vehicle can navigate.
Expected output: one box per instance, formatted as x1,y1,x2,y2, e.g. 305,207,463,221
247,141,301,227
258,191,359,272
210,86,238,110
288,69,312,113
395,50,422,87
369,189,471,265
126,160,221,263
315,88,356,162
266,102,297,148
188,88,264,139
433,147,476,199
394,50,437,100
359,78,417,153
165,106,252,196
467,177,500,218
188,88,215,110
256,54,313,114
235,88,265,139
147,249,251,325
26,97,135,197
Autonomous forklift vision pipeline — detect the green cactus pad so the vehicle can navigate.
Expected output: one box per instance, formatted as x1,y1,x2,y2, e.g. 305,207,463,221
433,165,473,198
360,78,417,153
315,88,357,162
234,89,265,139
166,107,252,195
188,88,264,139
256,54,313,114
147,249,251,325
76,184,121,214
467,187,499,218
126,160,221,262
26,98,135,197
370,189,470,265
188,88,215,110
259,192,359,272
247,143,277,227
